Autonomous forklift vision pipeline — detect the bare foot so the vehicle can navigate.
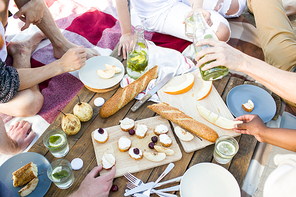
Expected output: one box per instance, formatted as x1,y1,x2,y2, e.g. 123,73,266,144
53,41,100,60
7,120,35,154
7,31,46,69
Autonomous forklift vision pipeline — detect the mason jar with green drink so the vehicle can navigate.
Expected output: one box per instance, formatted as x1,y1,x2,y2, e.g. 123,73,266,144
127,25,149,79
193,11,229,81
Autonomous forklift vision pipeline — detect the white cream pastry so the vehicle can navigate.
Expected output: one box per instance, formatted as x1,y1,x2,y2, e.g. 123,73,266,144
118,136,132,152
120,117,135,131
135,124,148,138
159,134,173,147
101,153,116,170
94,128,109,143
128,147,143,160
154,124,169,135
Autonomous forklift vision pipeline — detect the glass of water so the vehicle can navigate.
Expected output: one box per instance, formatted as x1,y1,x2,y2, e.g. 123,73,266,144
213,135,239,164
185,13,195,39
47,159,75,189
43,129,69,158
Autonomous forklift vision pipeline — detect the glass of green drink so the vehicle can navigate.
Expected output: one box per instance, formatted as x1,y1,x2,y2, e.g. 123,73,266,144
127,25,149,79
213,135,239,164
47,159,75,189
43,129,69,158
185,14,194,39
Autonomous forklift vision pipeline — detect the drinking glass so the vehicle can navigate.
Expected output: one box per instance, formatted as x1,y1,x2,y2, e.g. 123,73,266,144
47,159,75,189
213,135,239,164
43,129,69,158
184,13,194,39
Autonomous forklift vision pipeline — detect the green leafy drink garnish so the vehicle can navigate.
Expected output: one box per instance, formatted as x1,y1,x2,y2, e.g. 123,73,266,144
127,50,148,72
52,170,68,179
204,34,212,39
48,134,65,148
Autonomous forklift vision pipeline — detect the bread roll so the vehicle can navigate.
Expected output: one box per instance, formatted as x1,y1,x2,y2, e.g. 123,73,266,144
99,66,158,118
12,162,38,187
148,102,218,142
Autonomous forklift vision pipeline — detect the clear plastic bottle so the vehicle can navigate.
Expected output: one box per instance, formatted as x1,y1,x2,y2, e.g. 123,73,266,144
193,11,229,81
126,25,149,79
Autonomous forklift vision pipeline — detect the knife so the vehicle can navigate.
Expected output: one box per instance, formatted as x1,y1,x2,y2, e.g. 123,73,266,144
131,72,174,112
124,182,155,196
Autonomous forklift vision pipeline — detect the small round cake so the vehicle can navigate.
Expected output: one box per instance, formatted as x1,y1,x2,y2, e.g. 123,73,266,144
135,124,148,139
129,147,143,160
159,134,173,147
154,124,169,135
101,152,116,170
94,128,109,143
117,136,132,152
120,117,135,132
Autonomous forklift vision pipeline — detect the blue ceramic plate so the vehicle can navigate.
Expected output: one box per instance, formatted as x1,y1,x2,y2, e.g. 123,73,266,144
0,152,51,197
226,84,276,123
79,56,124,90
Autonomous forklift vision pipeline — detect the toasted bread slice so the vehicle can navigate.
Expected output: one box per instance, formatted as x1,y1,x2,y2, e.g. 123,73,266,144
12,162,38,187
18,177,39,197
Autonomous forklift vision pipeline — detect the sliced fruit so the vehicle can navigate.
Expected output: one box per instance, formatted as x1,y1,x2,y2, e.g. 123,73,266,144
174,126,195,142
214,116,243,130
97,69,115,79
164,73,195,95
105,64,122,74
196,105,243,129
196,75,212,100
143,152,166,162
49,134,65,148
154,145,175,156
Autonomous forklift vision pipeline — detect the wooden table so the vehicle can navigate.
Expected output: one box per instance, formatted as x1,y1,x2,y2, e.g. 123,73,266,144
29,45,257,196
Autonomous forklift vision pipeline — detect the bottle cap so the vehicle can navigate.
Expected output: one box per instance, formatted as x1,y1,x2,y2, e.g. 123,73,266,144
71,158,83,170
94,97,105,107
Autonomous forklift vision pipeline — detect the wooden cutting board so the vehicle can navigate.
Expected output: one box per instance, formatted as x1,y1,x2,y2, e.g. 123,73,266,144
158,70,240,153
91,116,182,178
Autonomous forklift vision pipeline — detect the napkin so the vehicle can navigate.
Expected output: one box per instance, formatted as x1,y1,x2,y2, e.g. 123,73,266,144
120,42,196,102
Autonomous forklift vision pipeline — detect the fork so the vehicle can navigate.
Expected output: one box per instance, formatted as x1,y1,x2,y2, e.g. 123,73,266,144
126,182,178,197
124,171,144,186
142,163,175,196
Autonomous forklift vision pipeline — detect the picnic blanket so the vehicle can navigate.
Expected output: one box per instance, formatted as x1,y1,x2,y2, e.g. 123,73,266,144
0,1,269,196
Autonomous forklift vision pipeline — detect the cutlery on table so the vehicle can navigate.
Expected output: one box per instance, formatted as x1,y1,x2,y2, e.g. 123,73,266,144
142,163,175,196
126,182,179,197
124,163,175,196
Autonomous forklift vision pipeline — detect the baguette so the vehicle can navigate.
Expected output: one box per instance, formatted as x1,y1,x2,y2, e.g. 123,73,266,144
18,177,39,197
148,102,218,142
99,66,158,118
12,162,38,187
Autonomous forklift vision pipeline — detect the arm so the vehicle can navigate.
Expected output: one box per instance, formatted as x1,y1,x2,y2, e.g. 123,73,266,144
234,114,296,152
0,118,35,155
13,0,46,30
115,0,133,59
195,39,296,103
17,46,86,90
69,165,116,197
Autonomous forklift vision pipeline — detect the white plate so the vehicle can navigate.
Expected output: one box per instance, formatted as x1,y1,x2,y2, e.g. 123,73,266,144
79,56,124,89
180,163,240,197
0,152,51,197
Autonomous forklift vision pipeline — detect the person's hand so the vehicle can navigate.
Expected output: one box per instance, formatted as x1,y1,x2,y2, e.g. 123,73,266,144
186,8,213,27
13,0,46,31
233,114,267,142
118,33,133,59
70,165,116,197
7,120,35,154
195,39,250,71
58,46,87,73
